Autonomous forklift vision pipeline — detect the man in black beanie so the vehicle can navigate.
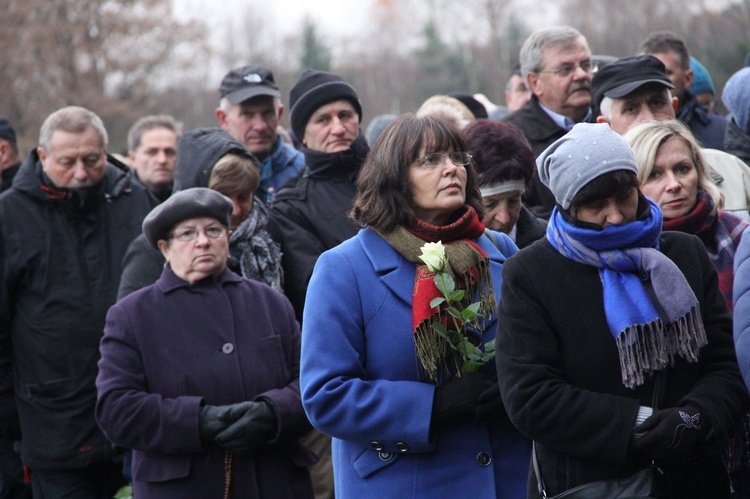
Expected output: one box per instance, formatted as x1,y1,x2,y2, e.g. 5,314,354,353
269,69,368,499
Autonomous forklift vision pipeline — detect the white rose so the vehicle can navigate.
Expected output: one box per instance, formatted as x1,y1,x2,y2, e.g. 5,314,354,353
418,241,447,273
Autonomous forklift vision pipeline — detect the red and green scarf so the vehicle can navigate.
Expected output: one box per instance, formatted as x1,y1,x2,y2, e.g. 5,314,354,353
375,206,495,383
663,190,747,309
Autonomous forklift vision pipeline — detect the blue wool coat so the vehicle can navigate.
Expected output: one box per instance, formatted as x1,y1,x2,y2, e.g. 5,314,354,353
734,226,750,392
96,268,314,499
300,227,528,498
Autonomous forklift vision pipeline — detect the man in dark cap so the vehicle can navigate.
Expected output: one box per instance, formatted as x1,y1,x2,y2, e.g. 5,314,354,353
592,55,750,221
591,54,677,135
216,65,304,203
269,69,368,499
0,117,20,192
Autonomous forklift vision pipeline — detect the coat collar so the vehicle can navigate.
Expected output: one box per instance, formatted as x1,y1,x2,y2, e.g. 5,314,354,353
356,227,508,306
156,265,243,294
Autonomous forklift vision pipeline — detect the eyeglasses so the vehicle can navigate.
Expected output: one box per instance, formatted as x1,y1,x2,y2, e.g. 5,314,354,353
414,152,473,169
536,61,598,78
171,224,227,242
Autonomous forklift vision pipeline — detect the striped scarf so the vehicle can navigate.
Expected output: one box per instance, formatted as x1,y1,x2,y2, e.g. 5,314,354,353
663,190,747,309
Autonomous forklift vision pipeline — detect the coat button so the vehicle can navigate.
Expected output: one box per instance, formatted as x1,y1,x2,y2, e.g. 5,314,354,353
395,442,409,453
370,441,384,451
476,451,492,467
222,343,234,354
378,450,393,461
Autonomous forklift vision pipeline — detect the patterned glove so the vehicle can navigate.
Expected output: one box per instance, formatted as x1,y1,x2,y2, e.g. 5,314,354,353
631,405,712,460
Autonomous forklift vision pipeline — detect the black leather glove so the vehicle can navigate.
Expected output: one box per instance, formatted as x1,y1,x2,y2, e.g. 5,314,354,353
631,405,712,460
215,401,277,454
199,405,233,446
0,395,21,441
432,371,495,428
475,382,509,423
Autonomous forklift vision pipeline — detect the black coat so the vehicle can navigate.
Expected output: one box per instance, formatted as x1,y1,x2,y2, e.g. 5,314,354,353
496,231,749,498
269,135,369,321
503,96,568,219
0,151,156,469
515,205,548,249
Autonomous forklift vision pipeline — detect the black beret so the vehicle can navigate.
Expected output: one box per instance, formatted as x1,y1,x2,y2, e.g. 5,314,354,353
591,55,674,117
142,188,232,248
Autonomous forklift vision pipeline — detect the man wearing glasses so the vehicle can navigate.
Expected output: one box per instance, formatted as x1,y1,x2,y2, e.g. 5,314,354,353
504,26,595,219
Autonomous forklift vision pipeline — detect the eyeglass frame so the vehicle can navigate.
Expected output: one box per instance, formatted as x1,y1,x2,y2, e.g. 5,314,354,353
535,60,598,78
413,151,473,169
170,224,228,242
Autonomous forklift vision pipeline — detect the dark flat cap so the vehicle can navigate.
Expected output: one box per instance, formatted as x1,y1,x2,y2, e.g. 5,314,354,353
142,188,232,248
591,55,673,117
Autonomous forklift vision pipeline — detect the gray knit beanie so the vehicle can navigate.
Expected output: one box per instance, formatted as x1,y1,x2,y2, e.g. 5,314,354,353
722,67,750,134
536,123,638,210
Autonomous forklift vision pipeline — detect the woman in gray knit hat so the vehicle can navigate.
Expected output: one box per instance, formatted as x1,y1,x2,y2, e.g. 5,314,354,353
496,122,748,498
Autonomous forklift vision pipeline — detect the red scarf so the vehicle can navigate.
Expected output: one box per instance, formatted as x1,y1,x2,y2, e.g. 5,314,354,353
376,206,494,382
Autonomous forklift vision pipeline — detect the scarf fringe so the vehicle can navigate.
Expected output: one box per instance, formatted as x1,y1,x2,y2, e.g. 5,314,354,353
616,306,707,388
415,260,495,383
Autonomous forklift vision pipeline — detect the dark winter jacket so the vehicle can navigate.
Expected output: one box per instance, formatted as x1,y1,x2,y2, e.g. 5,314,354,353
0,162,20,192
269,134,369,321
515,205,548,249
503,96,568,219
678,90,727,151
97,267,314,498
0,151,156,469
725,118,750,166
497,232,749,498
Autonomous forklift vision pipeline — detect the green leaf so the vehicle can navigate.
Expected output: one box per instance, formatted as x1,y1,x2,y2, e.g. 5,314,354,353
434,273,455,296
431,322,448,335
449,289,465,302
429,297,445,309
446,307,463,320
461,307,482,321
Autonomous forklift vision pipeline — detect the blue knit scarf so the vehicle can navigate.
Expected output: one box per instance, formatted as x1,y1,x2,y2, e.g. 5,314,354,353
547,199,707,388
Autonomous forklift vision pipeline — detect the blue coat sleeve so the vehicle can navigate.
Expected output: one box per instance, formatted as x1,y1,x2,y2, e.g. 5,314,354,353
734,226,750,392
300,246,436,454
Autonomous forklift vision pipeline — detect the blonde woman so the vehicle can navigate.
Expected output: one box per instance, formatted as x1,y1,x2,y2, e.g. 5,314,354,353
625,119,747,309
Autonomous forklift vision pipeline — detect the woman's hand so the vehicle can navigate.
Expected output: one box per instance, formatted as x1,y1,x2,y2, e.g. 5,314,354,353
432,372,495,428
215,401,277,454
630,405,712,460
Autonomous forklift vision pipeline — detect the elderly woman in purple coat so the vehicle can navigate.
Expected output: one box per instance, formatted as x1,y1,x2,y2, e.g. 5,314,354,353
95,188,314,499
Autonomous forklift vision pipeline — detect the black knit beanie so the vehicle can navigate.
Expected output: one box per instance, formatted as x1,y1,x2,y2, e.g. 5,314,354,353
289,69,363,141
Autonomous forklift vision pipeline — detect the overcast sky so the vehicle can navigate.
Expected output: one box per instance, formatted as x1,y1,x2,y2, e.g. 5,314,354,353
174,0,375,38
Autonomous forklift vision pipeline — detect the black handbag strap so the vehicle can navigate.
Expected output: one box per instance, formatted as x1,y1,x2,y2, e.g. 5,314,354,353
533,371,667,498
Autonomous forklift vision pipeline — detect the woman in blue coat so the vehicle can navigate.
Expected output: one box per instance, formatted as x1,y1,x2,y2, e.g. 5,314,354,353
300,114,528,498
96,188,314,499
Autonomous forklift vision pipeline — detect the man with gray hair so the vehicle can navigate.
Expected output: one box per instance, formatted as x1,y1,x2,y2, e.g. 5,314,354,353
216,65,304,203
504,26,595,218
127,114,182,202
0,106,155,497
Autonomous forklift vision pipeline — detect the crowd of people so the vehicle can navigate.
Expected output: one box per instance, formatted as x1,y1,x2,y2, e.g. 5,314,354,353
1,23,750,499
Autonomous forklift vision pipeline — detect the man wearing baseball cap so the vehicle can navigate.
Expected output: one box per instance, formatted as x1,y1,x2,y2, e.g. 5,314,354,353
592,55,750,221
216,65,304,203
